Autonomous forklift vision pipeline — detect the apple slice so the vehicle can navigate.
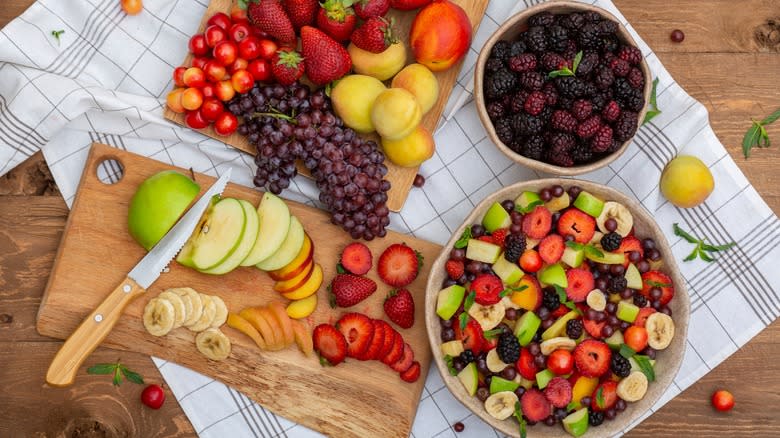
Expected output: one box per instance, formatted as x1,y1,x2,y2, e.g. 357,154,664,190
200,200,260,275
281,264,323,301
240,192,291,267
273,257,314,293
268,234,314,281
177,198,246,270
286,294,318,320
256,216,305,271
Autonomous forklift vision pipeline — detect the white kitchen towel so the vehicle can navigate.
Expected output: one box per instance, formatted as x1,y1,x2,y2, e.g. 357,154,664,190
1,0,778,437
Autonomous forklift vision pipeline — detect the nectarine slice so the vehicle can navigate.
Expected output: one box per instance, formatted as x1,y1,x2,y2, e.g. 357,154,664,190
268,301,294,347
282,264,323,301
286,294,317,319
291,320,313,356
226,313,267,350
273,258,314,293
240,307,281,350
268,234,313,281
256,307,286,350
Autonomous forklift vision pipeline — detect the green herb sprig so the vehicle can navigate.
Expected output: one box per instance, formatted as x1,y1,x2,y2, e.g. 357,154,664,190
51,29,65,45
633,354,656,382
565,240,604,259
553,284,581,314
673,223,735,262
515,200,543,214
87,361,144,386
743,108,780,158
548,51,583,78
454,227,472,249
443,355,459,376
643,77,661,124
514,402,528,438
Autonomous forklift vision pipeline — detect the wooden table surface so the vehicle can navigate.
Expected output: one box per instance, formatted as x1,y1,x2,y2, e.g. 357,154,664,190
1,1,778,436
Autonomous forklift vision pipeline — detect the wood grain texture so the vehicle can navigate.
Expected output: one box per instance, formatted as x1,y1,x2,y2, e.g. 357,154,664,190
163,0,489,212
36,143,441,438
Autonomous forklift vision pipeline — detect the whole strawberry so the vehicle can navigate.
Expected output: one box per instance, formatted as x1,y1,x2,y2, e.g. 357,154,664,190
350,16,398,53
329,274,377,307
271,49,305,86
316,0,357,42
282,0,317,30
384,289,415,329
355,0,390,19
247,0,296,44
300,26,352,85
389,0,431,10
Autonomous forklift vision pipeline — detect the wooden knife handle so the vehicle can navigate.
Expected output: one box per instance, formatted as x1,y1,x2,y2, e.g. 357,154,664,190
46,277,145,387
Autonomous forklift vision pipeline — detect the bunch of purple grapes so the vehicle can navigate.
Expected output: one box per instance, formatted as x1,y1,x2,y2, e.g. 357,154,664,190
228,82,392,240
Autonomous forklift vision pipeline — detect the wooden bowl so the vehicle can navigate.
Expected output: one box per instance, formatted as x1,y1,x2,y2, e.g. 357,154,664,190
425,179,689,437
474,2,653,176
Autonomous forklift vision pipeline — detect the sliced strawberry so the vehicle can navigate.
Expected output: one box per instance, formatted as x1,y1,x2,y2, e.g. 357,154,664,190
340,242,372,275
522,206,553,239
477,235,494,243
376,320,396,357
455,319,484,354
336,313,375,359
377,243,421,287
390,342,415,372
492,228,509,248
640,271,675,306
590,380,618,412
400,361,421,383
551,304,570,318
381,329,405,365
520,388,552,422
361,319,386,360
565,268,595,302
557,208,596,244
445,259,465,280
617,235,643,267
516,347,539,380
544,377,573,408
538,234,565,264
583,318,605,339
470,274,504,305
573,339,611,378
633,307,657,328
312,324,347,366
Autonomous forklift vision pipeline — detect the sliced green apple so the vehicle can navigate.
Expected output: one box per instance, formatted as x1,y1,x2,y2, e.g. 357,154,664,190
490,376,520,394
573,191,605,218
482,202,512,232
563,408,589,437
625,263,643,289
514,191,542,211
256,216,305,271
617,301,640,323
436,284,466,320
240,192,291,266
177,197,246,270
629,356,656,374
514,311,541,346
544,192,570,212
542,310,579,340
200,199,260,275
466,239,501,264
535,368,555,389
585,249,625,265
604,331,625,350
561,245,585,268
492,256,524,285
457,362,478,396
539,263,568,288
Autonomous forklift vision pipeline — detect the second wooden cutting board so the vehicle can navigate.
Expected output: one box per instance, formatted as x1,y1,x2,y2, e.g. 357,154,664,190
37,143,443,437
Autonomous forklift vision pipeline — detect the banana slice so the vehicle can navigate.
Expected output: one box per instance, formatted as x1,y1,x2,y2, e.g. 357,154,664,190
158,291,186,329
175,287,203,326
143,298,175,337
645,312,675,350
501,295,521,310
596,201,634,237
586,289,607,312
589,231,604,245
616,371,648,402
187,294,217,332
484,391,519,420
486,348,509,373
195,328,231,361
210,295,228,328
467,301,506,331
540,337,576,356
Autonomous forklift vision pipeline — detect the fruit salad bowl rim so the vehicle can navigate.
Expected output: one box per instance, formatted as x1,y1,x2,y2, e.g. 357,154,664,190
473,1,653,176
424,178,690,437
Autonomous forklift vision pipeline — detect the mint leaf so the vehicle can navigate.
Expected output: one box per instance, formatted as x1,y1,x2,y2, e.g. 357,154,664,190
619,344,636,359
443,355,459,376
459,312,469,331
572,50,583,73
672,223,699,243
464,291,476,311
454,227,472,249
565,241,584,250
643,78,661,124
51,29,65,46
501,284,528,298
701,241,736,252
514,402,527,438
761,108,780,125
644,279,671,288
483,328,504,339
743,108,780,158
584,245,604,259
673,223,735,263
336,263,346,274
554,285,580,314
120,366,145,385
566,401,578,412
515,200,543,214
87,363,118,375
633,355,656,382
595,387,605,409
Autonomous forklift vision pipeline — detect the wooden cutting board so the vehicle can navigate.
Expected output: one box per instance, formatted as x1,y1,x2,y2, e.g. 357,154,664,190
37,143,443,438
163,0,490,212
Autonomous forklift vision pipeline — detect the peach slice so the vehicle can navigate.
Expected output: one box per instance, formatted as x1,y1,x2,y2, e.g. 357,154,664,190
226,313,267,350
273,258,314,293
256,307,286,351
282,264,323,301
286,294,317,319
240,307,281,350
268,301,294,347
291,320,313,356
268,234,313,281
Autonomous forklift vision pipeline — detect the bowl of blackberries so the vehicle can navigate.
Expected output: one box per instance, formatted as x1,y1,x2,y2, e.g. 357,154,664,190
475,2,652,175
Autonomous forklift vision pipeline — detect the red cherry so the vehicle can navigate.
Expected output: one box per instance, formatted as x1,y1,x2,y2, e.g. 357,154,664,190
247,59,271,82
185,109,209,130
214,112,238,136
227,58,249,74
201,84,216,99
257,39,278,60
200,97,224,121
141,384,165,409
238,36,262,60
712,390,735,412
203,60,227,82
188,34,208,56
546,349,573,375
207,12,232,30
213,40,238,66
229,22,251,43
204,25,228,48
230,5,248,22
230,69,254,94
172,66,187,87
192,56,209,70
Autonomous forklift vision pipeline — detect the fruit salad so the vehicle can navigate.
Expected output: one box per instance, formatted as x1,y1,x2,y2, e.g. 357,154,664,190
435,184,676,436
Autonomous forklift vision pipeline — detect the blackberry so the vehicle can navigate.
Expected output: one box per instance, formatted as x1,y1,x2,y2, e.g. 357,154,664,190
591,91,610,111
547,25,569,52
577,23,602,49
549,132,576,151
547,142,575,167
562,39,578,60
555,77,587,98
571,99,593,120
597,19,618,35
583,82,598,98
525,26,548,53
614,111,639,141
590,126,614,152
560,12,585,31
613,78,633,100
510,90,530,113
484,68,518,100
608,276,627,293
529,11,555,27
611,354,631,378
566,319,584,339
460,349,475,364
541,52,567,71
634,293,648,307
485,58,504,73
509,53,537,73
551,110,577,133
524,91,546,116
610,58,630,77
490,40,512,62
504,233,527,263
607,139,622,153
583,11,603,22
497,332,521,363
509,40,528,57
588,411,605,426
621,88,644,112
494,117,515,145
602,100,621,121
600,232,622,251
508,139,524,155
512,113,543,136
594,66,615,89
600,35,619,53
628,67,645,89
486,101,506,120
576,115,601,139
571,142,594,163
519,71,545,90
521,136,545,160
543,289,561,311
618,45,643,65
577,51,600,76
542,82,559,106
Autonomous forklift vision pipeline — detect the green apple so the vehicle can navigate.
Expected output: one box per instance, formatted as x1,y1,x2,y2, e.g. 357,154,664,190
561,246,585,268
492,256,525,285
240,192,291,266
544,192,570,212
482,202,512,232
490,376,520,394
466,239,501,264
629,356,656,374
535,368,555,389
563,408,589,437
176,197,246,270
514,191,541,211
617,301,640,323
585,250,625,265
200,199,260,275
542,310,579,340
539,263,568,288
625,263,643,289
436,284,466,320
457,362,478,396
573,191,605,218
441,340,465,357
514,311,541,346
256,215,304,271
128,170,200,250
604,331,625,350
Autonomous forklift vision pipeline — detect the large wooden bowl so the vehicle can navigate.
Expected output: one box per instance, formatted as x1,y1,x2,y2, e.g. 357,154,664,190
425,179,689,437
474,2,653,176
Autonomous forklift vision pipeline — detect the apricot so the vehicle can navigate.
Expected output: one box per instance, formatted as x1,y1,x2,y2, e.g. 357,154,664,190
330,75,387,133
381,125,435,167
371,88,422,141
659,155,714,208
348,42,406,81
391,63,439,114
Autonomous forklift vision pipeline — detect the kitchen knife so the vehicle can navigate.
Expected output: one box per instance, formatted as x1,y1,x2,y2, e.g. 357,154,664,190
45,169,232,387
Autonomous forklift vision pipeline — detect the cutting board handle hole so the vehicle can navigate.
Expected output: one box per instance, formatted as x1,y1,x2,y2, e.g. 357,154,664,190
95,158,125,185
